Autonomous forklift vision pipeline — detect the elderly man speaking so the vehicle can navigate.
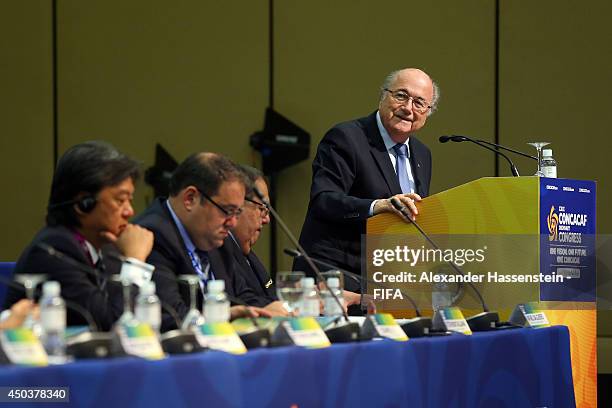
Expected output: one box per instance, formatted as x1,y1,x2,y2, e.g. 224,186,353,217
295,68,439,304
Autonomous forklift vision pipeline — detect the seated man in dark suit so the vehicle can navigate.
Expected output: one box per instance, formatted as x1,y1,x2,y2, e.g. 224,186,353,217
134,153,281,332
220,165,277,303
5,141,155,331
295,68,438,303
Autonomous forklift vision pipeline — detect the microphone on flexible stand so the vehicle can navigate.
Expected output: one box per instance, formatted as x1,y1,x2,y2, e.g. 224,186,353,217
132,263,271,350
111,255,271,351
0,275,98,331
389,198,515,332
1,257,116,359
283,248,448,337
471,138,537,161
439,135,521,176
207,290,271,349
38,243,179,329
0,275,119,361
253,186,360,343
36,243,205,355
222,296,272,349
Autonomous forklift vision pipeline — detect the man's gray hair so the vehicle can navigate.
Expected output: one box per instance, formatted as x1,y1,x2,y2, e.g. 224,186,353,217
379,69,440,115
238,164,266,199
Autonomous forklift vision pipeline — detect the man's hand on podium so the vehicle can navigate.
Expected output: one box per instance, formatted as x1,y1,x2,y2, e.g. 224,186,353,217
373,193,421,221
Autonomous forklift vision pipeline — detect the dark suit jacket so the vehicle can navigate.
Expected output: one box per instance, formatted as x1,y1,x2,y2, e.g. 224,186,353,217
4,225,124,331
134,198,266,331
219,236,277,303
295,112,432,292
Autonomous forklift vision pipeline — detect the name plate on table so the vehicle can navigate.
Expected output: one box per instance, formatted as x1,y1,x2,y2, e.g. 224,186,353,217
433,307,472,335
196,322,247,354
510,303,550,328
361,313,408,341
231,318,270,333
274,317,331,349
115,323,165,360
0,328,48,366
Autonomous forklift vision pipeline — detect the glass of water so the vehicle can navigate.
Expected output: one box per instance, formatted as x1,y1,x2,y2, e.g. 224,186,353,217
527,142,550,176
14,274,47,336
178,275,205,330
276,271,305,314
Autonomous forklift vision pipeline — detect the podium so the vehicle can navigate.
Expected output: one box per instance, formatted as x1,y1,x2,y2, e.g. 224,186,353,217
367,176,597,406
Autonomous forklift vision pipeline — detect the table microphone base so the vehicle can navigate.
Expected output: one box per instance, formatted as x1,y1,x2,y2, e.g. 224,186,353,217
466,311,500,332
160,330,204,354
400,317,432,338
239,328,271,349
66,332,114,359
325,322,361,343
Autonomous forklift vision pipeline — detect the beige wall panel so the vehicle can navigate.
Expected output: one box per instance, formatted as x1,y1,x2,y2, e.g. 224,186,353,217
499,0,611,231
0,1,53,260
274,0,496,270
499,0,612,377
56,0,270,262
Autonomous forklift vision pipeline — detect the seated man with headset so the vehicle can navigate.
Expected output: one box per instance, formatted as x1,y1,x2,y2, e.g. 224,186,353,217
4,141,154,331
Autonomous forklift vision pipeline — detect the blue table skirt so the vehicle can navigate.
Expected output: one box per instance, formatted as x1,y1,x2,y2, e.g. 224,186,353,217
0,326,575,408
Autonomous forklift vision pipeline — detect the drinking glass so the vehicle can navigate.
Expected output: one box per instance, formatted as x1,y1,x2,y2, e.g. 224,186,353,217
112,275,137,326
276,271,305,314
527,142,550,176
178,275,205,330
13,274,47,335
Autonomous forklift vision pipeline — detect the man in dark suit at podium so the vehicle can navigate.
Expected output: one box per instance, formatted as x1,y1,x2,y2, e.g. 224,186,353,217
295,68,439,297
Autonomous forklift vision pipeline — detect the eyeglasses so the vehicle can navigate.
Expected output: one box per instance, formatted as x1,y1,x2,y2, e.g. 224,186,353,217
383,88,431,114
245,197,270,218
197,188,243,218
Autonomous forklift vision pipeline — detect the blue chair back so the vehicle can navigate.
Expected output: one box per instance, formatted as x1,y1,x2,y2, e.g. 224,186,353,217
0,262,16,307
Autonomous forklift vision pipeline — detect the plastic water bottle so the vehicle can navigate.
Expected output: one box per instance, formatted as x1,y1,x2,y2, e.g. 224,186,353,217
300,277,320,317
39,281,66,361
204,280,230,323
135,281,161,334
541,149,557,178
322,277,344,317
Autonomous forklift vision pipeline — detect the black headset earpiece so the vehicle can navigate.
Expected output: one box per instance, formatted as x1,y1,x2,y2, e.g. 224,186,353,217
47,195,97,213
76,196,97,213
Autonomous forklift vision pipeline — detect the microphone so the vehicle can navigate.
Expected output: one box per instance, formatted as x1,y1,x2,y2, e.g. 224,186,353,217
443,135,537,161
109,250,272,349
439,135,521,177
472,139,537,161
283,248,440,338
253,186,360,343
118,257,270,349
35,243,208,354
0,274,119,359
0,274,98,331
389,197,507,331
222,293,271,349
283,248,422,313
37,244,182,331
181,275,271,349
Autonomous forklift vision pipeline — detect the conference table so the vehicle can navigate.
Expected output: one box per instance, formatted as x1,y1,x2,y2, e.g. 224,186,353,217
0,325,575,408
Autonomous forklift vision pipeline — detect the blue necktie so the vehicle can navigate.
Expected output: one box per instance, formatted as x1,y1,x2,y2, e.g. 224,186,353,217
393,143,413,194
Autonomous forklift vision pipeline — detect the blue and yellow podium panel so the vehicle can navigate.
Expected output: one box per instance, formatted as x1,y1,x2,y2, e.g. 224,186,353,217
367,177,597,407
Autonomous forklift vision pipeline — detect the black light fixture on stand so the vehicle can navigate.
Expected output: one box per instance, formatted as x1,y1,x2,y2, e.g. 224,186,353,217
144,144,178,199
250,107,310,279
